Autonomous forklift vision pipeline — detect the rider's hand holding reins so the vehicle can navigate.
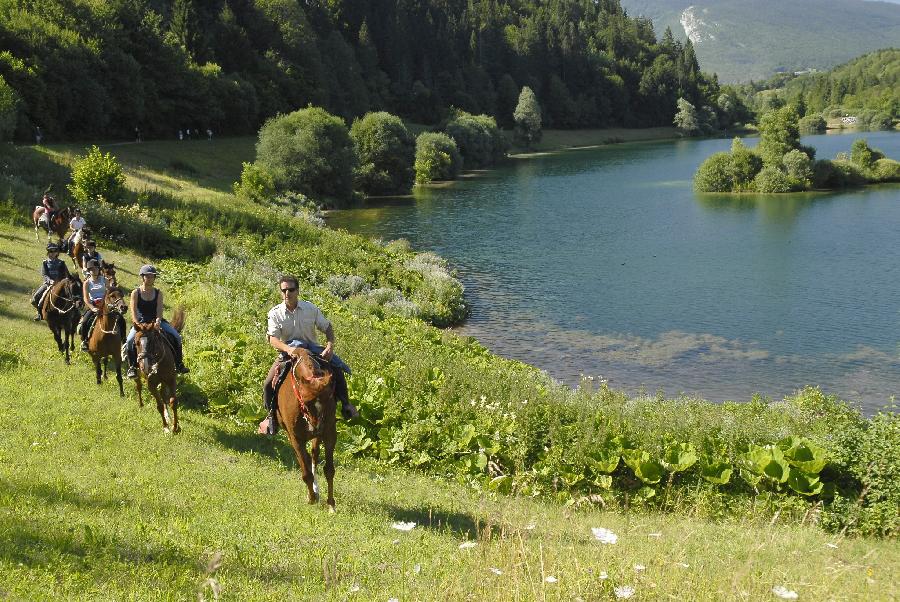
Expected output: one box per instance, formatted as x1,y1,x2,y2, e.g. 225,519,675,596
321,341,334,361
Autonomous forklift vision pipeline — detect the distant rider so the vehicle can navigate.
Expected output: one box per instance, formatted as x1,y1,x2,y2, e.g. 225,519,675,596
31,242,71,320
40,193,59,229
79,240,103,274
123,265,190,377
66,207,86,250
260,275,358,435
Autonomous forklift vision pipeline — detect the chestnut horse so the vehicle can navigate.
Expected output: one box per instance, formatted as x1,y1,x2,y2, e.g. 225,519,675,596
100,261,118,290
68,227,91,270
276,348,338,511
33,205,71,242
41,275,82,364
134,308,186,434
86,288,127,396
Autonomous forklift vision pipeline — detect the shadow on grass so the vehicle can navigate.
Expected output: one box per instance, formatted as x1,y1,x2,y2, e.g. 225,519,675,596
0,273,36,296
369,502,485,540
0,477,149,513
211,424,298,469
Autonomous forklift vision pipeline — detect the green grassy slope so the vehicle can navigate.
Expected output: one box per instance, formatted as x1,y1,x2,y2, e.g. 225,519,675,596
1,225,897,601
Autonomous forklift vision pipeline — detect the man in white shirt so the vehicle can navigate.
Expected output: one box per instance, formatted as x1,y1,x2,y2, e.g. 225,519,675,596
65,208,86,249
261,275,357,435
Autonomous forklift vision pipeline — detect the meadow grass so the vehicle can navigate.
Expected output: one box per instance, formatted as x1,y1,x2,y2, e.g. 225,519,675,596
0,224,897,601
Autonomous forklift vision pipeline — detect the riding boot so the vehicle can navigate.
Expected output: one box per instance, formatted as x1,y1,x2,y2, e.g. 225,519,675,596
174,342,190,374
78,310,90,350
125,342,138,379
31,287,44,320
333,370,359,420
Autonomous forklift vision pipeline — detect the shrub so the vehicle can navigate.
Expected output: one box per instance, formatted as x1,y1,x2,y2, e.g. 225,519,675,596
782,149,813,190
234,161,275,204
868,112,893,131
850,138,877,170
798,115,826,134
827,160,869,188
67,145,127,206
757,106,801,167
252,107,356,207
513,86,542,147
730,138,762,190
873,158,900,182
414,132,462,184
327,274,368,299
693,152,733,192
445,110,507,168
0,75,18,141
753,166,792,193
350,112,415,196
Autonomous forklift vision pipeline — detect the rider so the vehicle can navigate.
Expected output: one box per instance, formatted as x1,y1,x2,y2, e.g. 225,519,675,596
31,242,71,321
79,240,103,274
78,259,124,351
123,264,189,378
66,208,86,250
261,275,358,435
40,193,59,228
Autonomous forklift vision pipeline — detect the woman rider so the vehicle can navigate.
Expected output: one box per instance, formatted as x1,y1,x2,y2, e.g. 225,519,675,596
123,264,189,378
78,259,124,350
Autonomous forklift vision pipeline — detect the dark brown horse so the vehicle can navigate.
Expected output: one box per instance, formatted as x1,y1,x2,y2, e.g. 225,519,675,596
68,227,92,270
33,205,71,242
134,308,186,434
41,275,82,364
100,261,119,290
276,348,338,511
86,288,127,396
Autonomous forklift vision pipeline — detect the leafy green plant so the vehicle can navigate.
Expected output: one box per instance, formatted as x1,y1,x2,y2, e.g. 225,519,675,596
67,145,126,206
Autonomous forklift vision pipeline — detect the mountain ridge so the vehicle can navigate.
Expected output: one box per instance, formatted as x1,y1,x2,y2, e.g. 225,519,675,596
621,0,900,81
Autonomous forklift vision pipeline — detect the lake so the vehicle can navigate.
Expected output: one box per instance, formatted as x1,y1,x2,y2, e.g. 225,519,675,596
328,131,900,413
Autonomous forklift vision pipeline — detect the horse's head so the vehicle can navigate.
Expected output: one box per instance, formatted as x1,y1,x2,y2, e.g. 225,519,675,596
290,348,334,432
104,288,126,314
135,329,165,376
100,261,117,286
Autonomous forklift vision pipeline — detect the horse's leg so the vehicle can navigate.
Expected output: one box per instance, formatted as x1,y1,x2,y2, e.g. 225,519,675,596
169,380,180,434
135,374,143,408
114,357,124,397
324,424,337,512
153,382,169,433
310,438,321,501
103,356,109,380
93,355,102,385
284,426,317,504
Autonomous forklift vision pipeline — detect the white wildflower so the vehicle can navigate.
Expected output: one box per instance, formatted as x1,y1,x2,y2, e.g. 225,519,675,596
349,584,360,593
544,576,557,583
674,562,689,568
459,541,478,550
525,523,536,530
772,586,798,599
591,527,618,544
391,522,416,531
388,598,399,602
633,564,646,571
599,571,609,580
614,585,636,599
825,543,838,549
489,568,503,575
648,532,662,538
413,564,421,574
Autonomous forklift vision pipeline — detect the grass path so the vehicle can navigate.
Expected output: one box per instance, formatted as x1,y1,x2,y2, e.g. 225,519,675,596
0,224,897,600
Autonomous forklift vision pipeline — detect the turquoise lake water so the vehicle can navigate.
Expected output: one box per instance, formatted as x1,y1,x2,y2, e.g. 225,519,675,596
328,131,900,413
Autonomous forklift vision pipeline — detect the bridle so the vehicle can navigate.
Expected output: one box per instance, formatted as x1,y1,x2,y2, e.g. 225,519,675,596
136,329,166,376
47,279,78,314
96,293,125,335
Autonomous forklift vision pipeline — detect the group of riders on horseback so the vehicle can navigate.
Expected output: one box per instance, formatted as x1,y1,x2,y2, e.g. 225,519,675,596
30,193,358,432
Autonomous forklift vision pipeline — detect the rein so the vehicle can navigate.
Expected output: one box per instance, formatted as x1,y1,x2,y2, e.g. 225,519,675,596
48,283,77,314
289,359,318,428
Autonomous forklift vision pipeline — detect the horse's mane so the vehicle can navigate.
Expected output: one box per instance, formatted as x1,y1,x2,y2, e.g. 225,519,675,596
169,307,186,333
293,349,333,398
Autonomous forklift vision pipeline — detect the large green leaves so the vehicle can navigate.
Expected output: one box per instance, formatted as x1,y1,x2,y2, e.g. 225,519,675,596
787,468,824,496
701,459,733,485
739,445,789,483
622,449,664,484
778,436,828,474
663,443,698,473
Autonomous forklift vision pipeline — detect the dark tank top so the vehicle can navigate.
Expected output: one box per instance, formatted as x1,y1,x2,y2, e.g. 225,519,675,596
135,289,159,324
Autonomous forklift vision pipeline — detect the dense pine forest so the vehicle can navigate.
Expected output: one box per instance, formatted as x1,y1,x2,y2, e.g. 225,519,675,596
0,0,722,141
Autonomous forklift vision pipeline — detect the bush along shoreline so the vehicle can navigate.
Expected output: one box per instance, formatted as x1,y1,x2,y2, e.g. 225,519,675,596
4,139,897,538
694,106,900,193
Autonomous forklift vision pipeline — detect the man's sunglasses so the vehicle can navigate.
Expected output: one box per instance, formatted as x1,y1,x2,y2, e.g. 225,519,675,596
281,287,297,293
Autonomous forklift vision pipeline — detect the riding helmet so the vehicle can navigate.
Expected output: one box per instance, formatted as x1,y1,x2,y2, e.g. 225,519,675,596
85,259,100,269
139,264,159,276
46,242,59,252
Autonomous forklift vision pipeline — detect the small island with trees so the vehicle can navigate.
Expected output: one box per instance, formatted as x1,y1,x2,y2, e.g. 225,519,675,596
694,106,900,193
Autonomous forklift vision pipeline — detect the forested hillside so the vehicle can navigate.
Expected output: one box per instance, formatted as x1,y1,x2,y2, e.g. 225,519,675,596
621,0,900,82
755,49,900,120
0,0,722,141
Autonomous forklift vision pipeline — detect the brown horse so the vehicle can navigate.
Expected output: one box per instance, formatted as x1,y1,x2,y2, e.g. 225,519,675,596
134,308,186,434
86,288,127,396
100,261,119,290
68,227,91,270
276,348,338,511
33,205,71,242
41,275,82,364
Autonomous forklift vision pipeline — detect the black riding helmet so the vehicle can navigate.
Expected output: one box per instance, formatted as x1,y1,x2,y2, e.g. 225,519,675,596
46,242,59,253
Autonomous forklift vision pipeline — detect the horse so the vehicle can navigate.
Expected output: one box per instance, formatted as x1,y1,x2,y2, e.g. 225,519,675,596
100,261,119,290
68,227,91,270
276,348,338,511
41,275,82,364
86,288,127,396
134,308,186,434
33,205,71,242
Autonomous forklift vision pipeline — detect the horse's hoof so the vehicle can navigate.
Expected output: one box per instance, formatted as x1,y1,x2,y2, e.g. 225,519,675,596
173,426,181,435
163,427,171,434
327,504,336,514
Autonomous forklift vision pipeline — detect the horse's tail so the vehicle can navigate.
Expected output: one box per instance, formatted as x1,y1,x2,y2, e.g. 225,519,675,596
169,307,186,333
